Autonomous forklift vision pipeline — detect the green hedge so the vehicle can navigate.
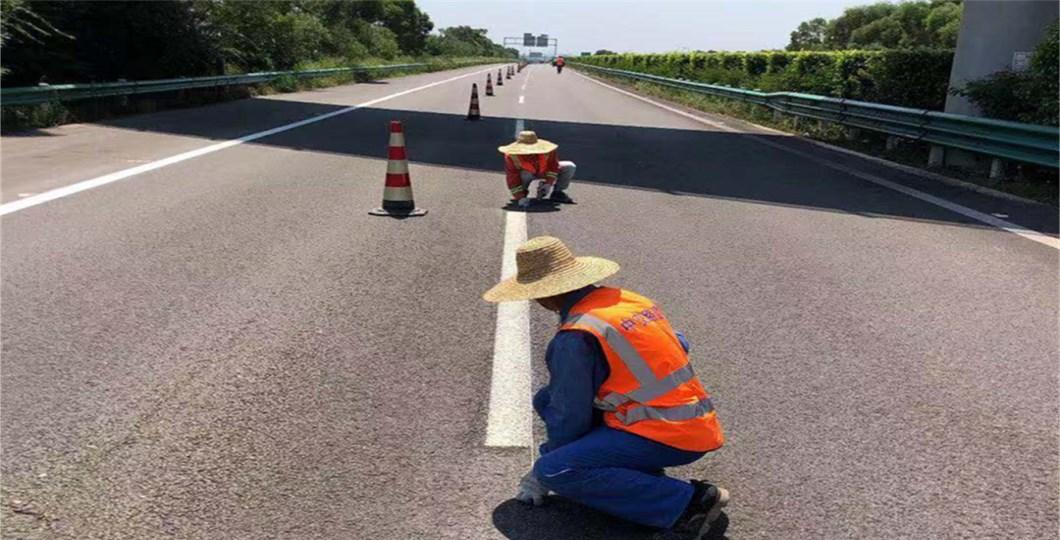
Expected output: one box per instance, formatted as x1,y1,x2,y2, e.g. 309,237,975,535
578,49,954,110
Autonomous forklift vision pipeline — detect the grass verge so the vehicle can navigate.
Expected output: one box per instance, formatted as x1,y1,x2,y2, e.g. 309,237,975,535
585,72,1058,206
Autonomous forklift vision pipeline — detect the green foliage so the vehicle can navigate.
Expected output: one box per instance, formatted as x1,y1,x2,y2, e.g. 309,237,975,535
787,1,962,51
425,26,512,58
1,1,507,85
580,49,955,110
788,18,828,51
956,21,1059,125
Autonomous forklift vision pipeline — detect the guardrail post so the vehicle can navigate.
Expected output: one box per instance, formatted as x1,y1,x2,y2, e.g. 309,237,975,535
989,158,1006,180
772,109,783,123
928,145,945,167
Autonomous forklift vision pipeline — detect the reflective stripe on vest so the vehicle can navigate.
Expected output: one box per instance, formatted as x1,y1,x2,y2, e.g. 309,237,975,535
565,312,703,418
616,397,715,425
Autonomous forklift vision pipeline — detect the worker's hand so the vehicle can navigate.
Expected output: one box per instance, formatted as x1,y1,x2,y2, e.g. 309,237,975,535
517,198,532,209
536,182,551,200
515,471,548,506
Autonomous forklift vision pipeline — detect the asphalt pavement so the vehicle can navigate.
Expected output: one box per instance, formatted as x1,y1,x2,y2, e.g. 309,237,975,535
1,63,1057,539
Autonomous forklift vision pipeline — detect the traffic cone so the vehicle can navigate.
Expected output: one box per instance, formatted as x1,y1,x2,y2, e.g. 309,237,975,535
467,83,481,121
369,121,426,217
485,73,494,96
506,66,512,80
497,68,504,86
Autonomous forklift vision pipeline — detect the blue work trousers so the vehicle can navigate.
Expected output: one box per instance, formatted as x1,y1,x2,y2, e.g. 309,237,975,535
533,426,706,529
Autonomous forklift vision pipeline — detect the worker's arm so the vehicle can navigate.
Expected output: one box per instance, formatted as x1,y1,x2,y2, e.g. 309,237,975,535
543,151,560,185
533,330,608,455
676,331,690,353
505,156,528,200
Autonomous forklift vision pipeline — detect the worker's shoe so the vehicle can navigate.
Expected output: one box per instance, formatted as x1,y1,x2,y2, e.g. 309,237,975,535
549,190,575,204
668,480,729,540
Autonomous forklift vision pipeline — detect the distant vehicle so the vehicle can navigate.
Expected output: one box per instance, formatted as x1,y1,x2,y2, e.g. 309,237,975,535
526,52,545,63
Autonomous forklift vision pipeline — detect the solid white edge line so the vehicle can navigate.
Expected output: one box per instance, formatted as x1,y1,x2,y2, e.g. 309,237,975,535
485,117,533,452
485,209,531,448
574,71,1060,251
1,66,498,217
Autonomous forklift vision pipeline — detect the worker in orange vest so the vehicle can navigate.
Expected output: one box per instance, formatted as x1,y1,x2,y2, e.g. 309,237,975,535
498,131,576,208
483,236,729,539
554,56,566,73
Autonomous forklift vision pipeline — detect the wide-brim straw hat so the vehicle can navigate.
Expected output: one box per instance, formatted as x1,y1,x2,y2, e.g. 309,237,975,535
483,236,619,303
498,130,559,155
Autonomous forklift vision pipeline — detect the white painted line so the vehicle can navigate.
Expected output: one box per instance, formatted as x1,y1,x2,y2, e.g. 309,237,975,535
519,95,525,104
17,193,35,198
576,72,1060,251
485,116,534,452
521,68,531,92
485,209,531,448
1,67,496,217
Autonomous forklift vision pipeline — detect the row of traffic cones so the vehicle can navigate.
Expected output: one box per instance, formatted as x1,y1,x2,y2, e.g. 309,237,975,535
371,66,519,217
468,65,519,121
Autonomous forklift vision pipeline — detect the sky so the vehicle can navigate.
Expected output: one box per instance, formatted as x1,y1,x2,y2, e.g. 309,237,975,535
417,0,879,55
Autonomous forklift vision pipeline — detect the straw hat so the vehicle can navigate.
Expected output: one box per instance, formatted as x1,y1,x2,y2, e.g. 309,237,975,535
483,236,619,303
497,131,559,155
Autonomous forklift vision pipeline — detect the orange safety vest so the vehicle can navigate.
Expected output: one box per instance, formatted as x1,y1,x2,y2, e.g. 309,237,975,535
507,152,557,179
560,287,724,452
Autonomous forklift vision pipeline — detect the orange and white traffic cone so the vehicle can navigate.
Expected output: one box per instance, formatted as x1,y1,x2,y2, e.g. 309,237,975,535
506,66,512,80
369,121,426,217
496,68,504,86
485,73,494,96
467,83,481,121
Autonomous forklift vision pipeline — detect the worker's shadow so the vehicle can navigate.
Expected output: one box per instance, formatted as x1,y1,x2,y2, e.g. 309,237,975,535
492,497,730,540
501,201,561,213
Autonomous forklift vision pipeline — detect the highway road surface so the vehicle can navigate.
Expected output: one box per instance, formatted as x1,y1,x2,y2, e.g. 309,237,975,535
2,64,1057,539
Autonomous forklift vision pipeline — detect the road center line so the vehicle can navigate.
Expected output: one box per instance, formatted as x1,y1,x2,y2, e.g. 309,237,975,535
575,71,1060,251
1,66,497,217
485,118,532,450
519,95,525,104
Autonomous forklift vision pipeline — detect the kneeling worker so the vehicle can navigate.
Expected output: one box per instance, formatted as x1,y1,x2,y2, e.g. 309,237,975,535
482,236,729,539
499,131,576,208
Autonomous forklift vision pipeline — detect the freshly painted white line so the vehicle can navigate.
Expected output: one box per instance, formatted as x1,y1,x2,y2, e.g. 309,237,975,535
576,71,1060,250
519,95,525,104
1,67,496,217
485,209,531,448
485,116,535,452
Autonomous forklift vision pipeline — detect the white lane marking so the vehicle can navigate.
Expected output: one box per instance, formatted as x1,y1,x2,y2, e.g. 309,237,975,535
1,66,497,217
485,210,531,448
485,116,534,452
17,193,35,198
576,72,1060,251
519,95,525,104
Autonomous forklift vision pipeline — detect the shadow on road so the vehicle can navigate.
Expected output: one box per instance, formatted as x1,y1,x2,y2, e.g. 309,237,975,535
492,498,731,540
24,95,1056,234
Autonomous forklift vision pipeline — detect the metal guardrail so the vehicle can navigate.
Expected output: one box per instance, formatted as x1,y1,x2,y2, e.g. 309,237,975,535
0,62,467,107
574,63,1060,169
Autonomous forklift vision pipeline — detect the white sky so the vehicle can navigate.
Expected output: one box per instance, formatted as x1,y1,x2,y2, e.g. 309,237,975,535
417,0,880,54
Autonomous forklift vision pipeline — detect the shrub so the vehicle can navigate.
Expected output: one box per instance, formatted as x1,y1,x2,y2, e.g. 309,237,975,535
580,48,954,109
956,21,1058,125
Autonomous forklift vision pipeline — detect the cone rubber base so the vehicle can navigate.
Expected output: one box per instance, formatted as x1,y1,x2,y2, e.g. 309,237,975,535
369,207,428,217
